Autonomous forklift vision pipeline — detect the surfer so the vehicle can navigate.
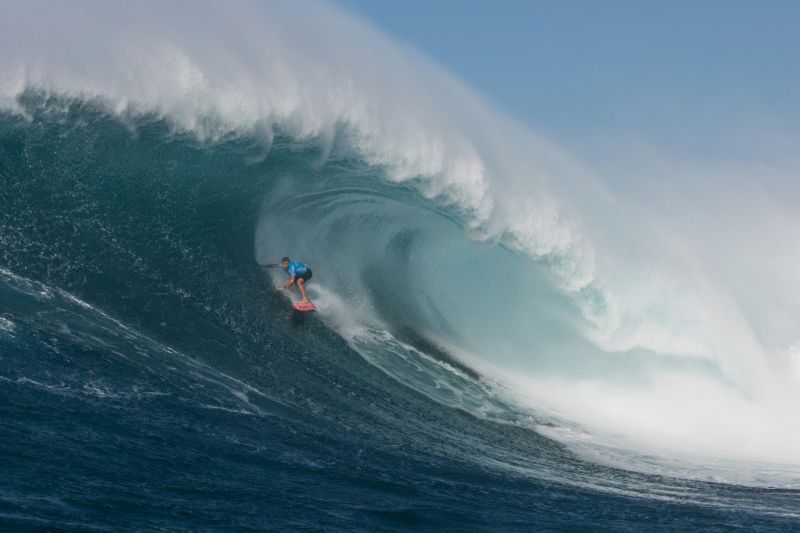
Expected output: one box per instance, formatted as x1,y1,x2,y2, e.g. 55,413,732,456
264,257,313,304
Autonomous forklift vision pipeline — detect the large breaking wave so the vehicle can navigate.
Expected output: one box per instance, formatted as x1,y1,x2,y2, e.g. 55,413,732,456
3,0,800,491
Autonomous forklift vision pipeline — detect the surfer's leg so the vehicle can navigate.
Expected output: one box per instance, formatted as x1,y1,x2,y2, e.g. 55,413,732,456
297,278,309,303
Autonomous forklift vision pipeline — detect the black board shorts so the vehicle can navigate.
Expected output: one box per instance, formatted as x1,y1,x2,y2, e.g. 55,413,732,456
297,269,312,282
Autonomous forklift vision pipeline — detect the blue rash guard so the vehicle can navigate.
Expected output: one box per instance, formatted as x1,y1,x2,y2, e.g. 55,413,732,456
285,260,309,278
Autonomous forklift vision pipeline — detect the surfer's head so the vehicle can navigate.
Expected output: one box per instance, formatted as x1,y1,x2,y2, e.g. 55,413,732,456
281,257,290,269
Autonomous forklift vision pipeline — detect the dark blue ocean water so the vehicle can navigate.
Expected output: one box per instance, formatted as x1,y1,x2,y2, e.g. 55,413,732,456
1,98,799,531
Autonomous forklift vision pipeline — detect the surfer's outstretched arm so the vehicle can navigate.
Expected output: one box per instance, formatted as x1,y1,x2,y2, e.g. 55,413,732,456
280,275,297,291
261,263,280,269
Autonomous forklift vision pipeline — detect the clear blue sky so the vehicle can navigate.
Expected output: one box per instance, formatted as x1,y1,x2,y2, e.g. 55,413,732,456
335,0,800,150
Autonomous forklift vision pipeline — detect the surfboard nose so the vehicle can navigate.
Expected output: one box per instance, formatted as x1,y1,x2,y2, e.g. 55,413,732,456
293,301,316,312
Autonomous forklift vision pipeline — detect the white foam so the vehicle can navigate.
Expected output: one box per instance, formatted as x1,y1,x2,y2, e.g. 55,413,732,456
783,342,800,385
0,316,14,334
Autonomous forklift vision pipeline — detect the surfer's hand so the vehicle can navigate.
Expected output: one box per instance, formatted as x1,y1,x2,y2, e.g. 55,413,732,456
276,287,285,291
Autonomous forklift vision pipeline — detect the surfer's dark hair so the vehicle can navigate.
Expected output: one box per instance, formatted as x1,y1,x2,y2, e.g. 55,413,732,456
281,257,290,263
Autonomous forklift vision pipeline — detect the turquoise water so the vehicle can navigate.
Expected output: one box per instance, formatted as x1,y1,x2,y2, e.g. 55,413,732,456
1,98,799,530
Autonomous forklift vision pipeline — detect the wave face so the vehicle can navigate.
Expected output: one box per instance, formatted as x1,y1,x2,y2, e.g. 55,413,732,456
2,1,800,529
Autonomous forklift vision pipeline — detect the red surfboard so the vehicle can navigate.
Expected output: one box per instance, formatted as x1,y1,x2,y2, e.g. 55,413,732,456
293,301,316,312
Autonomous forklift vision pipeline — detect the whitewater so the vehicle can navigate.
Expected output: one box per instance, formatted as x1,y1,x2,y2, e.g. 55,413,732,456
2,0,800,530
